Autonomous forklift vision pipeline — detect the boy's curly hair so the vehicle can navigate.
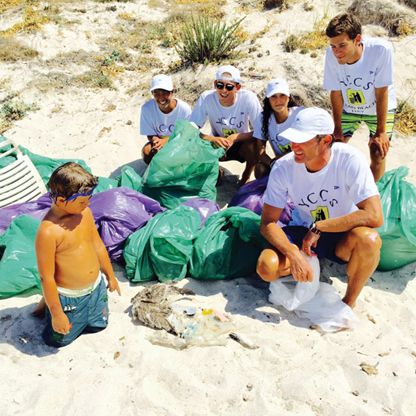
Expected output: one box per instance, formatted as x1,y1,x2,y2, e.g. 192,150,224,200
48,162,98,200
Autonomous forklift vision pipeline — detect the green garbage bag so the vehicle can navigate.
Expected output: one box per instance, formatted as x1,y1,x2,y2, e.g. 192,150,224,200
141,120,224,209
377,166,416,271
116,165,144,192
190,207,268,280
0,215,41,299
123,205,201,283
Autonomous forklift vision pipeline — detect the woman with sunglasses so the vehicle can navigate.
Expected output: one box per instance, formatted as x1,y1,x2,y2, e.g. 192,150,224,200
190,65,262,186
253,79,303,178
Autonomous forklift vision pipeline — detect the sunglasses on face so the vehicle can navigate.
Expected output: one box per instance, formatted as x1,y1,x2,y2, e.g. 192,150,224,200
65,188,95,202
215,82,236,91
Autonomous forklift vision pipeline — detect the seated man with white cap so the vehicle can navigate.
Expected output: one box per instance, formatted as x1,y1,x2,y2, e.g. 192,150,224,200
140,74,191,164
256,107,383,308
190,65,262,185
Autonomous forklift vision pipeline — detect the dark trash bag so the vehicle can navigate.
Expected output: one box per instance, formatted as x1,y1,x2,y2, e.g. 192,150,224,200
89,187,163,262
229,176,294,225
190,207,268,280
123,205,201,283
0,215,41,299
229,176,269,215
377,166,416,271
141,120,224,209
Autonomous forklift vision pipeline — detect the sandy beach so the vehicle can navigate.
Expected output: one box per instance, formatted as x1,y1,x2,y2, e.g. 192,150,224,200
1,1,416,415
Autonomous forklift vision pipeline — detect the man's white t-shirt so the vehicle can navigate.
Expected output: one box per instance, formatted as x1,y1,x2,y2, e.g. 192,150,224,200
253,106,303,157
264,143,379,227
140,98,191,136
190,89,261,137
323,37,396,115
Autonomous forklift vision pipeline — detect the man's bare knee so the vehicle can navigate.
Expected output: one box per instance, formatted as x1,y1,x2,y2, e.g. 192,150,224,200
257,249,280,282
336,227,381,260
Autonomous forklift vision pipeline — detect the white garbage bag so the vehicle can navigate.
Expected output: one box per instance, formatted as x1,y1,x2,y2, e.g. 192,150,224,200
268,253,358,332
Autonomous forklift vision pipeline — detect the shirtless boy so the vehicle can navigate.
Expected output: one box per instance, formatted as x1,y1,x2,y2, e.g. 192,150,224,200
35,162,120,347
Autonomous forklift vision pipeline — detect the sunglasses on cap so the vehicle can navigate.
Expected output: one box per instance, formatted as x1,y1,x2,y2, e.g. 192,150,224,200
215,82,236,91
65,188,95,202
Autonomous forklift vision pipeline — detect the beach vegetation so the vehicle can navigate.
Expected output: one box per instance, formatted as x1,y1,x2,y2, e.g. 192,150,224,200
0,96,39,133
283,15,328,52
0,38,38,62
175,16,246,65
171,0,225,19
263,0,289,10
399,0,416,10
348,0,415,36
395,100,416,135
0,5,50,36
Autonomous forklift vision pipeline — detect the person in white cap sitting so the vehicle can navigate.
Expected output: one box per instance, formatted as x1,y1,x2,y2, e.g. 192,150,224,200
256,107,383,308
140,74,191,164
190,65,262,186
253,78,304,178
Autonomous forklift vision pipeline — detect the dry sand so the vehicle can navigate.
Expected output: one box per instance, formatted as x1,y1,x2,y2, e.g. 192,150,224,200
1,1,416,415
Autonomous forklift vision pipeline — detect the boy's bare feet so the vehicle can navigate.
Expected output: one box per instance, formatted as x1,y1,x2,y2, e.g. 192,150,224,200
31,297,46,318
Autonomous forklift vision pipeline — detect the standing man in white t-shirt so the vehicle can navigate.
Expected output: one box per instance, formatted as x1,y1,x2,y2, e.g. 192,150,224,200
140,74,191,164
257,107,383,308
190,65,262,185
324,12,397,182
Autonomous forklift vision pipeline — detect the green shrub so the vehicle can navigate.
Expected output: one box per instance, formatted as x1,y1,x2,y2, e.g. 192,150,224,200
176,16,245,64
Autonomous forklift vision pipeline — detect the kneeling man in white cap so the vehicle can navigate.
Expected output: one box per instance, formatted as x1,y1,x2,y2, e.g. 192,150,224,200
257,107,383,307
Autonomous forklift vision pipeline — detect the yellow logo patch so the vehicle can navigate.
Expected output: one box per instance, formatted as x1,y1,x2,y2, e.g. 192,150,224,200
310,206,329,221
346,89,366,106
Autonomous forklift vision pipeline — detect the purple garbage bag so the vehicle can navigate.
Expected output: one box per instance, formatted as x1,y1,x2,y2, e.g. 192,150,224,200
229,176,268,215
89,187,164,261
229,176,294,225
181,198,220,225
0,193,51,234
0,187,163,262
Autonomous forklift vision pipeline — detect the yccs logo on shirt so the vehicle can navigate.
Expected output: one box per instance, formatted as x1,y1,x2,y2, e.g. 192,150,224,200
278,143,291,154
222,128,237,137
347,89,366,106
310,206,329,221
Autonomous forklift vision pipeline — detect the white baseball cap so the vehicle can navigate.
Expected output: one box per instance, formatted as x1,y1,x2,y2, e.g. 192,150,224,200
280,107,334,143
265,79,290,98
150,74,173,92
215,65,241,84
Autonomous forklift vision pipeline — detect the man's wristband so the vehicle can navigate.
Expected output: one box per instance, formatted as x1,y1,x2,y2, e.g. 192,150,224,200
309,222,321,236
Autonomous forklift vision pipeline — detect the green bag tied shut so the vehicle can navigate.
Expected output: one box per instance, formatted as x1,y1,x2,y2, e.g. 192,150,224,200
190,207,268,280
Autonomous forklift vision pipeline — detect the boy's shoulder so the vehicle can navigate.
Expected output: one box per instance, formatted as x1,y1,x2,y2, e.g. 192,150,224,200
363,36,393,51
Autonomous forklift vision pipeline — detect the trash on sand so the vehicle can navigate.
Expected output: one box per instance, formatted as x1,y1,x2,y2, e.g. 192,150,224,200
131,283,239,349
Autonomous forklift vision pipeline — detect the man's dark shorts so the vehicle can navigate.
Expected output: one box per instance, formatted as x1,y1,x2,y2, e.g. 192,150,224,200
283,226,347,264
